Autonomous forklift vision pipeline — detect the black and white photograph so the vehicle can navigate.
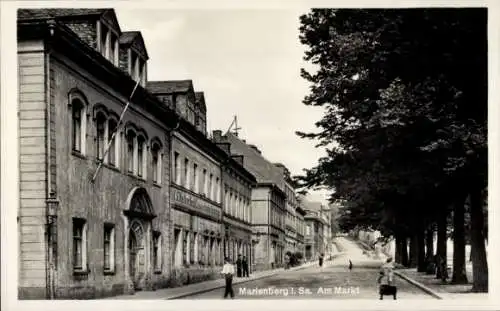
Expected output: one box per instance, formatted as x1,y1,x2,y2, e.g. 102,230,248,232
1,1,499,310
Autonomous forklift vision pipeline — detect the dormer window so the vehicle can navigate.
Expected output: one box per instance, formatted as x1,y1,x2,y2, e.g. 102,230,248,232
110,35,118,65
98,22,119,66
129,51,147,86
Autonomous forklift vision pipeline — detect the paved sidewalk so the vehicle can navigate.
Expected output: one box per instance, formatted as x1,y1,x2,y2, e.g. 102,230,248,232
105,260,322,300
395,268,488,300
355,238,488,300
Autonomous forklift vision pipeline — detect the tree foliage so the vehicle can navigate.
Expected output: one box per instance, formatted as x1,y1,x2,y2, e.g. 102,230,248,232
296,8,488,291
295,8,487,235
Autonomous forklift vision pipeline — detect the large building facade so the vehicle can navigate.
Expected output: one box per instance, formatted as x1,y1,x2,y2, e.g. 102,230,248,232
17,8,306,299
215,143,257,270
16,9,258,299
148,80,257,284
17,9,178,299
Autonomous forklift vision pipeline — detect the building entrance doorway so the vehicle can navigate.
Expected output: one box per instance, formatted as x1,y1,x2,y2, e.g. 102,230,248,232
128,221,145,289
124,187,157,292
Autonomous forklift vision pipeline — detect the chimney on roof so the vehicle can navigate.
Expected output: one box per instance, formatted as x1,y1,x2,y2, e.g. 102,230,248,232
212,130,222,141
248,144,261,154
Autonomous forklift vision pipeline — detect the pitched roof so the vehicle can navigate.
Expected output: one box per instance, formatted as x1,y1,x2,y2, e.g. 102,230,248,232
119,31,138,45
18,8,110,20
214,132,285,189
119,31,149,60
147,80,193,94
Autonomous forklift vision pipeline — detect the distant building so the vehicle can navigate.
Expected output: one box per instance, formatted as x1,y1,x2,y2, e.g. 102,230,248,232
295,205,306,256
214,142,257,268
300,198,328,261
274,163,304,256
212,131,288,270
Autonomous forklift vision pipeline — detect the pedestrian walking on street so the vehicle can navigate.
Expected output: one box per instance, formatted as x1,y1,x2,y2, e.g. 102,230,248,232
221,257,235,299
348,259,353,271
377,257,397,300
242,256,250,277
318,253,324,268
236,254,242,277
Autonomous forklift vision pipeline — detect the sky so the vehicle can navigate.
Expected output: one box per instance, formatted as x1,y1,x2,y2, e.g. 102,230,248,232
115,8,330,204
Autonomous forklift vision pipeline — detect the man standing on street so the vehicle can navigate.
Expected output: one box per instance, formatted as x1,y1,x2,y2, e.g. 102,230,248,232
221,257,235,299
236,254,242,277
242,256,249,277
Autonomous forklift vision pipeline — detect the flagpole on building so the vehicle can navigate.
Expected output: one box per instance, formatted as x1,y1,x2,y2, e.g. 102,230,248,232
90,76,142,183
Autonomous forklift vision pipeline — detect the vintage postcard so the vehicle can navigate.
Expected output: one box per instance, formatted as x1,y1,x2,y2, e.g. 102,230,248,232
1,0,499,311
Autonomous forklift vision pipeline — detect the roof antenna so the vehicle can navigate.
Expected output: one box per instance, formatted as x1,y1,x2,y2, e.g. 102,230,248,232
225,115,241,137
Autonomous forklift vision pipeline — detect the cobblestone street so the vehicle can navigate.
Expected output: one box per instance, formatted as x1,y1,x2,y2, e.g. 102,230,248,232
181,238,435,300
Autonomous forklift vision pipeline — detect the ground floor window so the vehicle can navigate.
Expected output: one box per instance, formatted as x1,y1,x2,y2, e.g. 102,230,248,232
72,218,87,272
197,234,203,265
189,232,195,264
183,230,188,265
252,243,256,264
218,239,223,265
153,231,161,272
174,228,182,267
209,237,214,265
103,223,115,272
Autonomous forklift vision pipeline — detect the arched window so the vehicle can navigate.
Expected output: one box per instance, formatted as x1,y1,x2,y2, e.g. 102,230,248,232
71,99,86,154
96,112,107,160
151,139,162,184
137,135,146,178
126,129,136,173
107,118,118,166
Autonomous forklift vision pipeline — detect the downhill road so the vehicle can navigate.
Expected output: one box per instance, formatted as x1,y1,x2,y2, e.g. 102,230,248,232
179,237,435,300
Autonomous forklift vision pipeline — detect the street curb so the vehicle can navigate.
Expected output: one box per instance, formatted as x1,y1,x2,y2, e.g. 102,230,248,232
394,270,443,300
164,262,318,300
352,238,442,300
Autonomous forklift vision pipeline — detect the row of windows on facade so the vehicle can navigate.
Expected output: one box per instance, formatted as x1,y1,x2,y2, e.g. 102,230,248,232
223,188,251,223
271,192,286,207
172,228,253,267
285,187,298,206
72,218,163,274
98,23,147,87
286,213,305,235
270,204,286,228
173,152,220,202
71,97,163,184
172,153,252,223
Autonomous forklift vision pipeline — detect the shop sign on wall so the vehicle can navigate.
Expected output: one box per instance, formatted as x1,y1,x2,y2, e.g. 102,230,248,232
172,188,222,220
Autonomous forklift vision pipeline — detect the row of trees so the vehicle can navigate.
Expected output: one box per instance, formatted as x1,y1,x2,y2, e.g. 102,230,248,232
295,9,488,292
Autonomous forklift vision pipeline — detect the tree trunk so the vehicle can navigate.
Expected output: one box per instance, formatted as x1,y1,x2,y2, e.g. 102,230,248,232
409,234,417,268
395,234,403,264
470,184,488,292
452,194,468,284
425,224,435,274
436,207,448,279
417,227,427,272
401,235,409,267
